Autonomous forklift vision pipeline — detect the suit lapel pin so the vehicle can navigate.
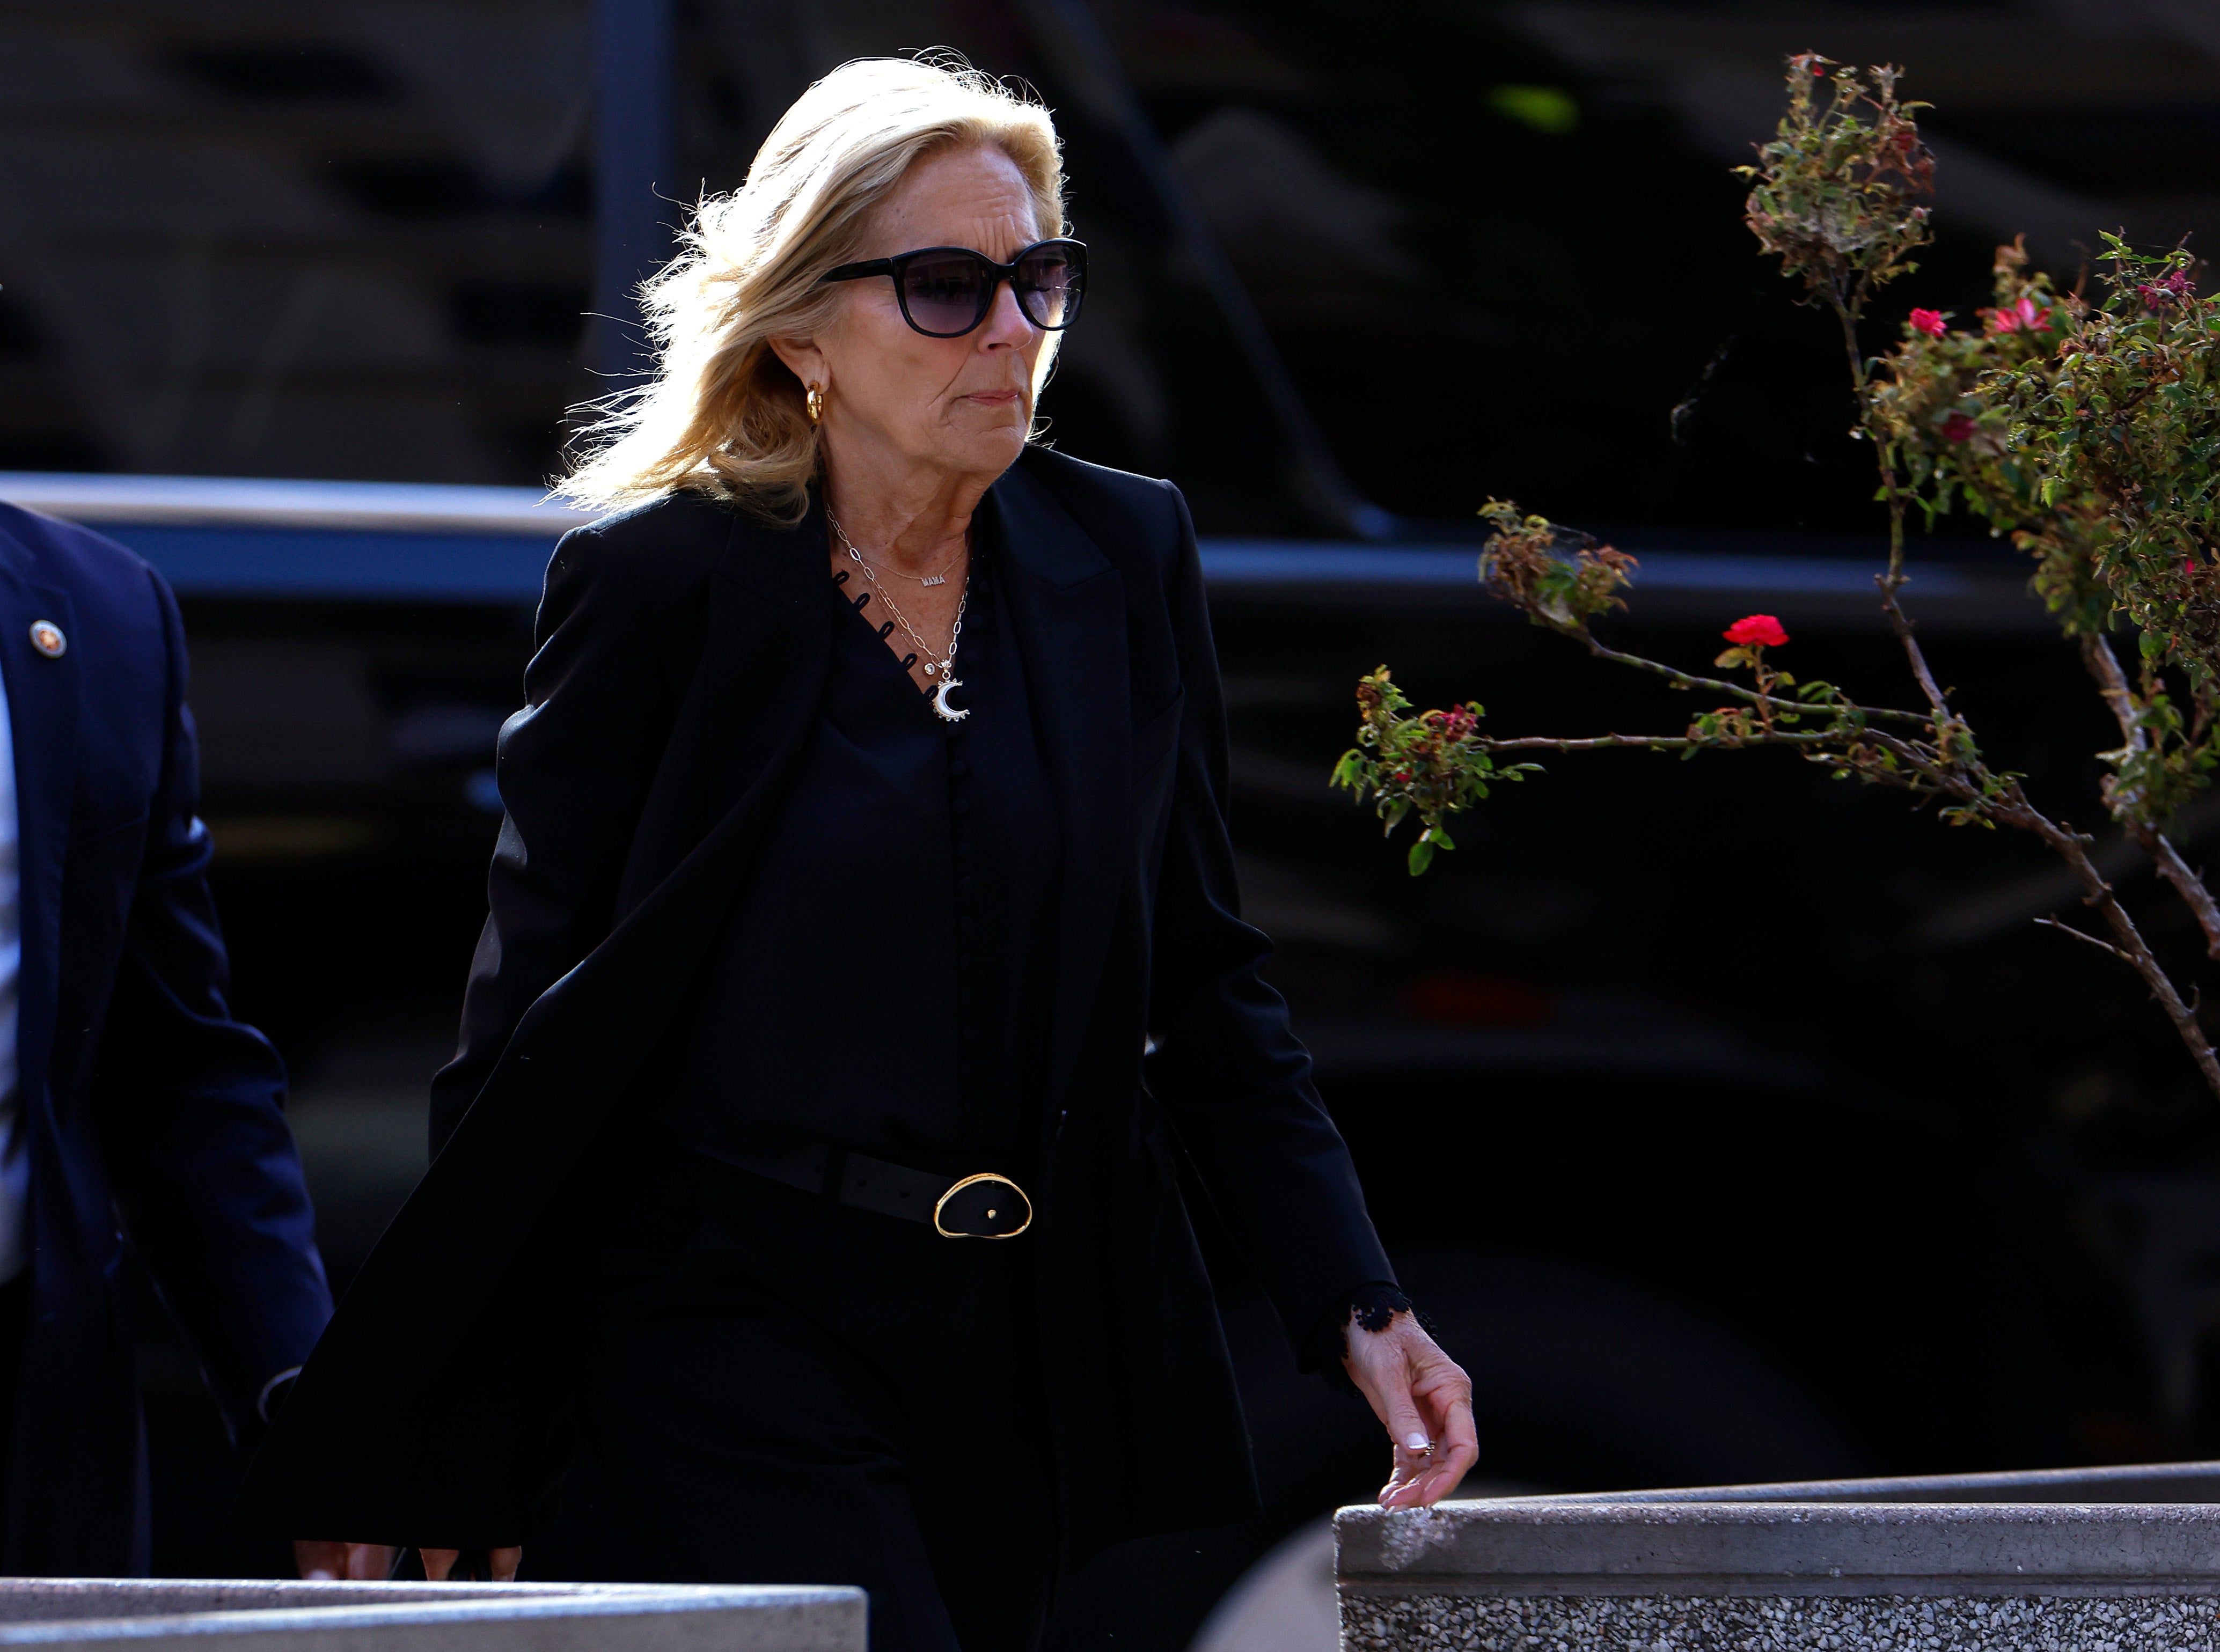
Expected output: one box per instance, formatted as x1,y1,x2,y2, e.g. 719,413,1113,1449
28,621,64,659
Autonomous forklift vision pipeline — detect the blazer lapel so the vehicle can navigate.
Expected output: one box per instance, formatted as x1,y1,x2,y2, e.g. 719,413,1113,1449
0,542,78,1125
991,465,1130,1128
613,495,829,912
692,490,830,834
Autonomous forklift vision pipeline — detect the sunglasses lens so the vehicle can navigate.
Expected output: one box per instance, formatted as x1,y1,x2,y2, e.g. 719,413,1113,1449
900,254,989,335
1015,246,1082,328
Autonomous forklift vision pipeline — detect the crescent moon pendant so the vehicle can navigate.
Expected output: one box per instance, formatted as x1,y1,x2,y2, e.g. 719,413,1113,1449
932,675,969,722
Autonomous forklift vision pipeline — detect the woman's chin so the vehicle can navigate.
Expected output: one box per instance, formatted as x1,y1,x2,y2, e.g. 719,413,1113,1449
936,420,1029,475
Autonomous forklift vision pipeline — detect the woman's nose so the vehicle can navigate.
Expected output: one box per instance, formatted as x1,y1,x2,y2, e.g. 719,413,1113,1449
977,278,1032,347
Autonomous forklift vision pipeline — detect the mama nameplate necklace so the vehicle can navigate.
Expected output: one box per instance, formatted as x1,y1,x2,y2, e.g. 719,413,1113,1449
830,510,970,722
834,518,962,587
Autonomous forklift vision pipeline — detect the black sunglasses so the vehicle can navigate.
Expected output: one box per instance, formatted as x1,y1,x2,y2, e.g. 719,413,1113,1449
820,238,1086,338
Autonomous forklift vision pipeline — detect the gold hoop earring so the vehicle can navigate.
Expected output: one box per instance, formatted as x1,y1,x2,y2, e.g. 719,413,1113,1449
806,384,824,426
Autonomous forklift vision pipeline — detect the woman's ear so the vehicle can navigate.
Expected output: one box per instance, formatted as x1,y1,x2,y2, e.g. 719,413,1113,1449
767,334,826,396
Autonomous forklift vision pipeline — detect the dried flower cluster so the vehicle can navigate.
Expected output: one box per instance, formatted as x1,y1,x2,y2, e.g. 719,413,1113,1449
1739,55,1933,321
1474,498,1638,633
1332,672,1535,875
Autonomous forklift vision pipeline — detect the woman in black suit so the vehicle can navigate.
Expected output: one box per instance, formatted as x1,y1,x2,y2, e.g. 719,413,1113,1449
248,55,1473,1652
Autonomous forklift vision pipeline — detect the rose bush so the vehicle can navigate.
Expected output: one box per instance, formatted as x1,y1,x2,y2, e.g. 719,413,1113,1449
1335,53,2220,1101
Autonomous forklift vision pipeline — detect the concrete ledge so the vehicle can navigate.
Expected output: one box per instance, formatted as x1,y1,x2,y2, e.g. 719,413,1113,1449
0,1580,864,1649
1337,1462,2220,1649
1338,1502,2220,1598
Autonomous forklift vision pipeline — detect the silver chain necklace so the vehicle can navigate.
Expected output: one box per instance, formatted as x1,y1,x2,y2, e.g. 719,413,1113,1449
830,510,970,722
827,511,962,587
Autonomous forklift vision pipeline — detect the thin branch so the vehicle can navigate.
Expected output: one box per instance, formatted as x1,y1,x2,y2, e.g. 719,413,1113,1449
2148,835,2220,961
2083,631,2143,744
1577,634,1933,727
2021,799,2220,1098
2080,632,2220,959
2033,916,2133,964
1873,572,1955,724
1845,725,1969,802
1827,285,1953,727
1476,731,1834,753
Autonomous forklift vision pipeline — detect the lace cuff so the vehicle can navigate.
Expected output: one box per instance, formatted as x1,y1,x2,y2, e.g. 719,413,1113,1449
1303,1280,1431,1396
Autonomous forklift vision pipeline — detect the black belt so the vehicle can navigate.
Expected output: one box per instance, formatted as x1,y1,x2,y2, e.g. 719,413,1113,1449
703,1141,1033,1239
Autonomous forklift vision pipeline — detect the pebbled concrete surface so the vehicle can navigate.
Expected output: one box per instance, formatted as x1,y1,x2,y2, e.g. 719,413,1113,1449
1341,1591,2220,1650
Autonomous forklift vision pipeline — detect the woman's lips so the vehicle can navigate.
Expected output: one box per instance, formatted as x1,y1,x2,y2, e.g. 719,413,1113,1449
964,390,1023,405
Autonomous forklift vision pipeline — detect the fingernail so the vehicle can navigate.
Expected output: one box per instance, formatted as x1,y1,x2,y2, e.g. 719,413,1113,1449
306,1570,334,1581
1405,1432,1432,1451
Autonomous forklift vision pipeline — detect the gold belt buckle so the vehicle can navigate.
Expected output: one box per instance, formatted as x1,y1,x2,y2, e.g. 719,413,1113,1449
933,1172,1033,1239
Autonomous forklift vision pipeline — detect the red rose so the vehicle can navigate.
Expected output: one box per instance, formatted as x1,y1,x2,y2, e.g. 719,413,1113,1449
1723,614,1789,648
1942,412,1977,442
1909,308,1946,337
1983,296,2052,335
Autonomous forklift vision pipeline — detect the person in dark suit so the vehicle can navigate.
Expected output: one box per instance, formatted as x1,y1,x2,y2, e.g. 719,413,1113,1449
0,498,333,1576
244,56,1474,1649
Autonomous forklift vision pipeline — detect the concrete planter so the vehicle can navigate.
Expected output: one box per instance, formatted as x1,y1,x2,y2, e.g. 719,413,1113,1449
0,1579,863,1649
1337,1460,2220,1650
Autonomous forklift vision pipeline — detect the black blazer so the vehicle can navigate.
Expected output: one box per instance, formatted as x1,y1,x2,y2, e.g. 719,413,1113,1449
243,446,1391,1565
0,505,331,1574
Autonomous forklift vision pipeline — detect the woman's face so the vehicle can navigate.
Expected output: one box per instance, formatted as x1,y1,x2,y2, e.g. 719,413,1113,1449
801,145,1049,486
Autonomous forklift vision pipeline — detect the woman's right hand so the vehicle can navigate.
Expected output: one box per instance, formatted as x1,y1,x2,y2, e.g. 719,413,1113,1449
422,1546,524,1582
1342,1308,1478,1508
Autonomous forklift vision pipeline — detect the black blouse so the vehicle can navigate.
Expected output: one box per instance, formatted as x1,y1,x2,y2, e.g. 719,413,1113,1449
669,528,1061,1175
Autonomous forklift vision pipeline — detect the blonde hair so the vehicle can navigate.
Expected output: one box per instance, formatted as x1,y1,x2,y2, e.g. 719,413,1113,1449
558,55,1066,521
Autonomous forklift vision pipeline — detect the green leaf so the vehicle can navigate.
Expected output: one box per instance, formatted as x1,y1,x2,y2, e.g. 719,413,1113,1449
1407,839,1435,876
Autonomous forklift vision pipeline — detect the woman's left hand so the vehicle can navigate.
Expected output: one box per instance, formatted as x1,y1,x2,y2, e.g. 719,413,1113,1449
1343,1309,1478,1508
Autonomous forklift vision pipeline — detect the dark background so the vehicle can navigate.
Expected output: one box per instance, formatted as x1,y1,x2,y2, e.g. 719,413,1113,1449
6,0,2220,1644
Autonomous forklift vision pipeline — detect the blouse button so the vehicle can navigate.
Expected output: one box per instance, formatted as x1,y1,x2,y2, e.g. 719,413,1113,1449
950,759,971,779
950,797,971,816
